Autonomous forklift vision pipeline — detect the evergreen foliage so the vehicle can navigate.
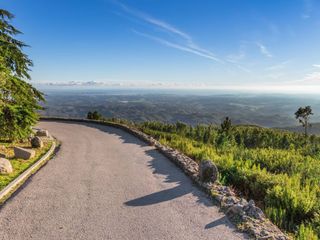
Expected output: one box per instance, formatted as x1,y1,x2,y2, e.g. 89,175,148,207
0,9,44,141
87,111,102,120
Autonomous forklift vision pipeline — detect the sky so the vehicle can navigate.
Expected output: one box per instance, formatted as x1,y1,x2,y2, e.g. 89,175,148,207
2,0,320,92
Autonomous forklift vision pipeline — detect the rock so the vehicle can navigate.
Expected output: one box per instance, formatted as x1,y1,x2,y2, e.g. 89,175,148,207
36,129,49,137
0,153,6,158
239,198,248,206
214,193,224,202
226,204,245,217
244,200,265,220
223,196,239,207
31,136,43,148
0,158,13,174
199,160,218,183
14,147,35,160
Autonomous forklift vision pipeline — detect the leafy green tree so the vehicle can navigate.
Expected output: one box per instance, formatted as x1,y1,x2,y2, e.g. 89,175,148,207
295,106,313,137
0,9,44,141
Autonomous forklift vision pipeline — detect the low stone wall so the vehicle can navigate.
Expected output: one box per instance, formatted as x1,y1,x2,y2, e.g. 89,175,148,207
41,117,288,240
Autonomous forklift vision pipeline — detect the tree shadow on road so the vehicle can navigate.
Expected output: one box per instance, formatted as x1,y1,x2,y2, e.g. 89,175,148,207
124,149,240,232
125,148,213,207
205,216,230,229
42,121,241,232
57,121,213,207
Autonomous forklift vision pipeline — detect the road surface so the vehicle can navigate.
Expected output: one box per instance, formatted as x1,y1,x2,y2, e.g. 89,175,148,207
0,121,246,240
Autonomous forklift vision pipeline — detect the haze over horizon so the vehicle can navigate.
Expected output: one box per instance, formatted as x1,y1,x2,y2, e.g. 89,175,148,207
3,0,320,93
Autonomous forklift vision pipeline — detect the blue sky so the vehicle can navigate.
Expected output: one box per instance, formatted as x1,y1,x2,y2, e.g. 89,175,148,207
2,0,320,92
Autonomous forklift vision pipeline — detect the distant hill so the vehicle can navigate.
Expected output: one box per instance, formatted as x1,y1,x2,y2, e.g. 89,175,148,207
39,89,320,128
281,122,320,135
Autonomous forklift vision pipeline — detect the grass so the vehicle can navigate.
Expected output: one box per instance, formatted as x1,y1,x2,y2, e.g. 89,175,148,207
0,140,53,192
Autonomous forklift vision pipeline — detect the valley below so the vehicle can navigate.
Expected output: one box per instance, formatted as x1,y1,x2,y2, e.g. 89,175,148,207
40,88,320,129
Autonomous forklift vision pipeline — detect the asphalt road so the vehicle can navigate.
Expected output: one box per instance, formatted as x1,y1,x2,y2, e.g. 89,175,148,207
0,121,246,240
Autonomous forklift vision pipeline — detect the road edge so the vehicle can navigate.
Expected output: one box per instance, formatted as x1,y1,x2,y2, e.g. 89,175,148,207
0,140,57,205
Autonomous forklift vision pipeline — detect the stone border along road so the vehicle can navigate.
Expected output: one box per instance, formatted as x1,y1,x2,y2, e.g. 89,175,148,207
39,118,287,240
0,120,247,240
0,140,56,204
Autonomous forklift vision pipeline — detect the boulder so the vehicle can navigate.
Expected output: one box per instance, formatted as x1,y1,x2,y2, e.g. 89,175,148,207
199,160,218,183
0,158,13,174
36,129,49,137
0,153,6,158
226,204,245,218
14,147,35,160
31,136,43,148
244,200,265,220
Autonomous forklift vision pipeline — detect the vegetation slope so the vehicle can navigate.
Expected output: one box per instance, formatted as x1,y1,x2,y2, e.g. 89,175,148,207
126,120,320,239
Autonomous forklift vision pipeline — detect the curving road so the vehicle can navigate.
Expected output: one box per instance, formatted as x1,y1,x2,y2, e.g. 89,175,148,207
0,121,246,240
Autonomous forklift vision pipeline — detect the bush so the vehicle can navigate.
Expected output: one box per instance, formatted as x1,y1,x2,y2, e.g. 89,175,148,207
136,121,320,239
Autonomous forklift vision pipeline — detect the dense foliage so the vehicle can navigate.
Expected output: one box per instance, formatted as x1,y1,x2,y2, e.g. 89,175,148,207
0,9,44,141
136,121,320,239
87,111,102,120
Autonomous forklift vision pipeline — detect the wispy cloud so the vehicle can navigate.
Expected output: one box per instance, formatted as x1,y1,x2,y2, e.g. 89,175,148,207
265,60,291,71
113,0,223,62
302,0,313,19
235,64,252,74
288,70,320,85
302,71,320,83
256,42,273,58
226,45,246,63
312,64,320,68
132,30,223,62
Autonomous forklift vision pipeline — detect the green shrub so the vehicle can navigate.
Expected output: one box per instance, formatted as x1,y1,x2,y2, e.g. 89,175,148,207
136,121,320,239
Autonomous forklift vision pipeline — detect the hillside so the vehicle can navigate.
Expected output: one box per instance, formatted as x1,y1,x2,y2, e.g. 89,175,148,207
282,122,320,135
124,120,320,239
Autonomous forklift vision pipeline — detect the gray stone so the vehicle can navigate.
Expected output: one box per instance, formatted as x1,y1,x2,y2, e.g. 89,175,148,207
226,204,245,217
14,147,35,160
224,196,239,206
36,129,49,137
199,160,218,183
239,198,248,206
244,200,265,220
0,158,13,174
31,136,43,148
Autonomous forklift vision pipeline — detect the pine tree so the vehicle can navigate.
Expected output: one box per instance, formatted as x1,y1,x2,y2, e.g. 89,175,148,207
0,9,44,141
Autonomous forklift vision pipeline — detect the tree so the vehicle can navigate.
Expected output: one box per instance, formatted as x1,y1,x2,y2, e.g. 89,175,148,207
0,9,44,141
87,111,93,119
220,117,232,134
295,106,313,137
87,111,102,120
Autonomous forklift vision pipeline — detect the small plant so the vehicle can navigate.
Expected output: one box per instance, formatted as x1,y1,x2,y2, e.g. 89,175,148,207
297,223,318,240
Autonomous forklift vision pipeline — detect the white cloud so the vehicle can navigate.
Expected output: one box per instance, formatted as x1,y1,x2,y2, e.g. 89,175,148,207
312,64,320,68
132,30,223,62
235,64,252,74
114,1,223,62
288,71,320,85
256,42,273,58
226,47,246,63
301,0,313,19
303,71,320,83
265,60,291,71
